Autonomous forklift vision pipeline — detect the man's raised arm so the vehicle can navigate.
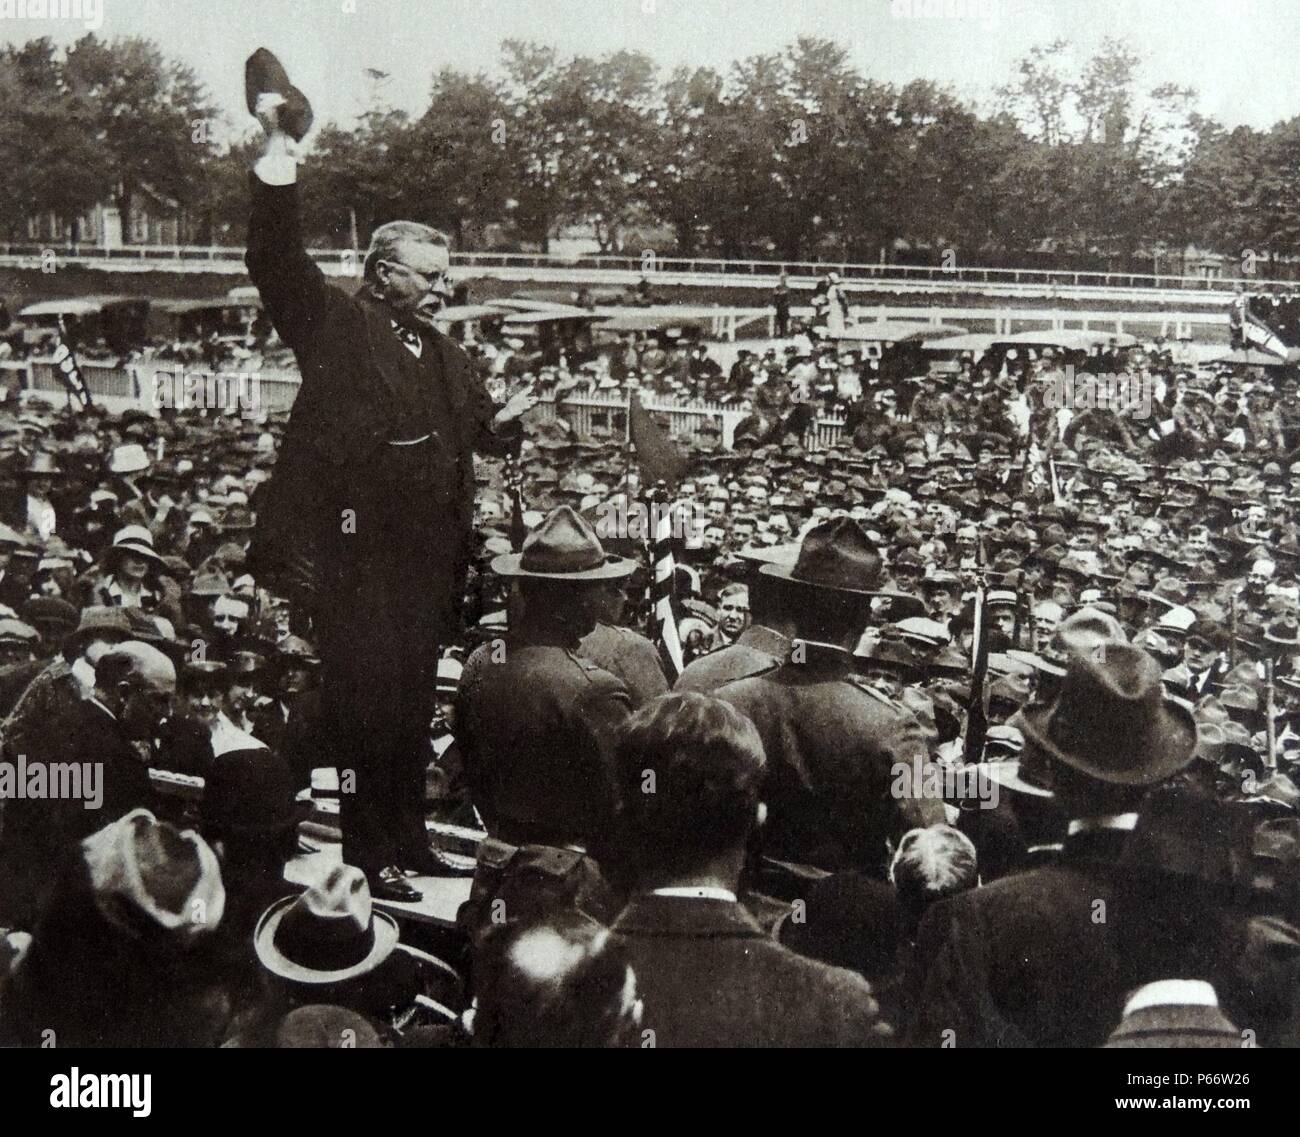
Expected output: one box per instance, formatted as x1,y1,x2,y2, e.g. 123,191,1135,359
244,93,337,353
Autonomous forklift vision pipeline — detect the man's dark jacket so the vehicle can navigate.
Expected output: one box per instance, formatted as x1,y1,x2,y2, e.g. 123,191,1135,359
611,894,893,1048
245,176,518,665
907,828,1131,1048
714,641,944,876
0,697,155,930
455,638,631,848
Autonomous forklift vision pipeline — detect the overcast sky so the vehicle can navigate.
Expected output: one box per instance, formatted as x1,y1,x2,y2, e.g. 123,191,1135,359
3,0,1297,135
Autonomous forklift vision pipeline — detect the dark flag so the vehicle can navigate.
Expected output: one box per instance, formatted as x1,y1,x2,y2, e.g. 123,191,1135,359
504,452,527,550
963,543,991,765
629,392,688,490
51,320,92,409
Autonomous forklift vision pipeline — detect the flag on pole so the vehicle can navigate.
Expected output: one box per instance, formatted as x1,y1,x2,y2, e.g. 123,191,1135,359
628,392,687,490
50,319,92,409
1047,455,1062,504
962,549,991,766
1240,305,1290,358
647,483,684,679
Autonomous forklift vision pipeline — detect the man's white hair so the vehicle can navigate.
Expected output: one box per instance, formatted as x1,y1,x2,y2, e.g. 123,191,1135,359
363,220,450,283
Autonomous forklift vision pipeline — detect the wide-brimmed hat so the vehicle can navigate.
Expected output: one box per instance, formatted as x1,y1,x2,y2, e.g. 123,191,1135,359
1015,641,1197,786
219,505,256,532
105,525,167,570
245,47,315,143
855,637,922,682
65,605,133,656
490,506,636,581
254,864,399,985
190,567,232,597
760,517,883,596
276,634,321,667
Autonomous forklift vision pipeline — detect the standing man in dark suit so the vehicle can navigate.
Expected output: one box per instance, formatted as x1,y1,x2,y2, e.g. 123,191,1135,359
244,78,536,901
610,691,894,1047
1104,785,1246,1049
909,642,1200,1048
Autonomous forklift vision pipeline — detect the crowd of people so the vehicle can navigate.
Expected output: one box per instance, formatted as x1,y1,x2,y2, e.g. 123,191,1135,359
0,286,1297,1048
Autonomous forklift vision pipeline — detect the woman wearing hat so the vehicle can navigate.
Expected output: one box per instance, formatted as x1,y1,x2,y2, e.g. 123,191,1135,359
89,524,184,629
12,450,66,542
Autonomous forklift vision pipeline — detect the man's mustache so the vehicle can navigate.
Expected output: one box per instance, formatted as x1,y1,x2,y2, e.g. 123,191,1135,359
413,294,448,325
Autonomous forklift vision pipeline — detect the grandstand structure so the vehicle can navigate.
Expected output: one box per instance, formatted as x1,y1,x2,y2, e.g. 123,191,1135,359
0,241,1289,308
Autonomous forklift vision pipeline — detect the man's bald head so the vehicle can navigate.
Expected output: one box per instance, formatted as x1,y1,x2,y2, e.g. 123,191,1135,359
96,641,176,738
97,641,177,691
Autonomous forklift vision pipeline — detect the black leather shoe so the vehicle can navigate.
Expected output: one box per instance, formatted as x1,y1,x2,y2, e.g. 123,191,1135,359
397,851,443,877
370,866,423,903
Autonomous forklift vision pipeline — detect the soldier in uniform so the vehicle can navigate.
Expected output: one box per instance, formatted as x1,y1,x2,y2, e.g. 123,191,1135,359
456,508,635,938
675,546,797,693
577,579,668,709
715,519,945,890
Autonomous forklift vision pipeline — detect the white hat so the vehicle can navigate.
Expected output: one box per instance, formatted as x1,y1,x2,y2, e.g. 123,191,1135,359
109,444,150,475
81,809,226,943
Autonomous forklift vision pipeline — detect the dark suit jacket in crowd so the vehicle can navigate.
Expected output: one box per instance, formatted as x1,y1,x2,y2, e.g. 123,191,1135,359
245,175,518,666
0,658,44,719
611,894,892,1048
908,828,1131,1048
0,697,155,930
715,641,944,875
1104,1001,1242,1048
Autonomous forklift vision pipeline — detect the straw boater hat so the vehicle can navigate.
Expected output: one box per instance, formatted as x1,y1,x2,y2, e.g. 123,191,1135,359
109,443,151,475
490,506,636,581
254,864,399,985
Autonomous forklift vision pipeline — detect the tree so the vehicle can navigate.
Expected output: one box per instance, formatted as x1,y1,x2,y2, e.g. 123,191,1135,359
0,38,110,241
62,35,216,236
397,69,513,247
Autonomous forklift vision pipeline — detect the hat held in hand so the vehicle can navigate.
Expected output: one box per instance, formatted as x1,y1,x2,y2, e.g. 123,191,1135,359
245,48,314,142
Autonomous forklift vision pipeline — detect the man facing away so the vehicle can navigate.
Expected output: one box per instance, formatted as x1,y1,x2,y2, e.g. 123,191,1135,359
609,691,894,1047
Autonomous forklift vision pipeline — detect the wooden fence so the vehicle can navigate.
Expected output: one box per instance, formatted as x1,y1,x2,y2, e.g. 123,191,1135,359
0,358,851,449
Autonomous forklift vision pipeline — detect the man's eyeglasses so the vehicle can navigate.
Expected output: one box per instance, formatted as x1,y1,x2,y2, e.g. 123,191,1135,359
399,262,450,292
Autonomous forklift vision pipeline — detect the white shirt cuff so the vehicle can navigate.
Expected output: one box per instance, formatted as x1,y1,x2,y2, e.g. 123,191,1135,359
253,151,298,186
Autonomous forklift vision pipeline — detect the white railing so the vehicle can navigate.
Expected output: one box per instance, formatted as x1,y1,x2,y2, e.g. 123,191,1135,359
1,240,1294,295
536,390,846,450
1,358,849,448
